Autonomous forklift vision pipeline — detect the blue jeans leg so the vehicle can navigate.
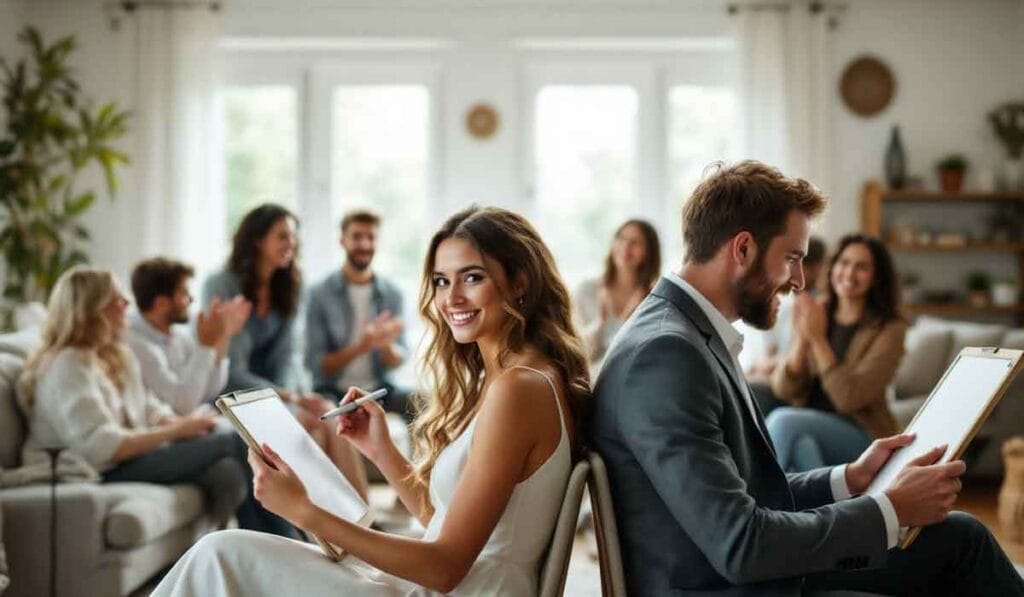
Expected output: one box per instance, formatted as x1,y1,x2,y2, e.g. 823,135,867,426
765,407,872,472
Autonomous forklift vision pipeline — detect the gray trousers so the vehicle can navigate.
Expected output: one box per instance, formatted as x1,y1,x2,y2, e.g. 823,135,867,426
805,511,1024,596
102,425,295,538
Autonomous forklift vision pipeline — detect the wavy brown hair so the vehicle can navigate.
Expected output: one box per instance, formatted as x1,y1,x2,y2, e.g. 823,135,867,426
19,267,130,411
601,219,661,291
228,203,302,318
411,206,592,489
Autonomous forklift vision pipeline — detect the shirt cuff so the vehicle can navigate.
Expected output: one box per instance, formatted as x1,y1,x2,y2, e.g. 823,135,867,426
829,465,852,501
870,493,901,550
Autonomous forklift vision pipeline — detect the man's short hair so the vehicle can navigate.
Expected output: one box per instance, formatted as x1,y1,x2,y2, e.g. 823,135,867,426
805,236,827,266
682,161,828,264
340,209,381,233
131,257,194,312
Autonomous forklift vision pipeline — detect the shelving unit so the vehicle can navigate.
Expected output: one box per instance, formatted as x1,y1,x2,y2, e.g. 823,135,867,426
860,181,1024,322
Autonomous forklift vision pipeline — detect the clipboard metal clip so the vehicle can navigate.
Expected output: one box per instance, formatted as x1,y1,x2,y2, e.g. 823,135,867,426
980,346,1000,354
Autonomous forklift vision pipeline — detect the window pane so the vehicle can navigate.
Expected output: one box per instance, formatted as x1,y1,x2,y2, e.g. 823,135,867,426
223,86,298,235
667,85,737,261
534,86,638,289
331,86,429,284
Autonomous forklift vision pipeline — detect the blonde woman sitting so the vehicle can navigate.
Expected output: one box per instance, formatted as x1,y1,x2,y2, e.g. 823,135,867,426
154,206,591,596
19,266,293,536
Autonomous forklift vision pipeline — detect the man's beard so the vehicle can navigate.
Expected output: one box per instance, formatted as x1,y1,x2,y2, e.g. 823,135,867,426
734,258,789,330
347,253,373,272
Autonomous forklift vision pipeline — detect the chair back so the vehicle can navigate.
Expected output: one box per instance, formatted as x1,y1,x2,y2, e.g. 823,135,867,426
587,451,627,597
538,457,590,597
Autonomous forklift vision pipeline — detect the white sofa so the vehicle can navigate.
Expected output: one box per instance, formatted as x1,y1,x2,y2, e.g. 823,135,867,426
0,329,216,597
890,315,1024,477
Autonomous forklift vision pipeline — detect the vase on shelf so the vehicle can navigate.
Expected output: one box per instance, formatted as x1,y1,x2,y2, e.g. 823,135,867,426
884,125,907,190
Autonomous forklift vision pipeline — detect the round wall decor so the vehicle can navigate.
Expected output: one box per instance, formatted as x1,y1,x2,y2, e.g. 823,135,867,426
466,103,499,139
839,56,896,117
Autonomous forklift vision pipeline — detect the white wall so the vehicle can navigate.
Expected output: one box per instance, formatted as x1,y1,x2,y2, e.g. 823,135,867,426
7,0,1024,283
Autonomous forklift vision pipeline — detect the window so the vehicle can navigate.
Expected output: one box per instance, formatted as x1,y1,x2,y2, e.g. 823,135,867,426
666,84,737,262
533,85,639,289
222,86,298,236
331,85,430,285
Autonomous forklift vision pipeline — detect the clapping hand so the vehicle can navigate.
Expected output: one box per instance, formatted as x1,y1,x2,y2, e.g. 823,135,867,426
793,293,827,340
358,311,403,351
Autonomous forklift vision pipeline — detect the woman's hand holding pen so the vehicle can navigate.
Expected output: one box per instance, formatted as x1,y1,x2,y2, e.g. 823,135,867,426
248,444,315,528
335,386,393,463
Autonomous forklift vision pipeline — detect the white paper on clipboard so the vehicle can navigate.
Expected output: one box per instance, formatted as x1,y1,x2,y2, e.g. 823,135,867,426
867,349,1022,497
217,388,371,559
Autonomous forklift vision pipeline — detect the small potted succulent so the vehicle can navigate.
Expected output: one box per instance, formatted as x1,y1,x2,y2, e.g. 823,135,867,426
936,154,969,193
966,271,992,307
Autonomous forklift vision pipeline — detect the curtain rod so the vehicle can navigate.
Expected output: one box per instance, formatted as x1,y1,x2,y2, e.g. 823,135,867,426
120,1,220,11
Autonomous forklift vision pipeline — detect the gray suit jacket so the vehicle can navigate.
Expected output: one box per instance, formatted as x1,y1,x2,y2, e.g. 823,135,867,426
589,278,888,596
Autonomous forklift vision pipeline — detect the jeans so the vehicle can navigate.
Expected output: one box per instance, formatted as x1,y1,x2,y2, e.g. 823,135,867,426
102,424,295,537
765,406,871,472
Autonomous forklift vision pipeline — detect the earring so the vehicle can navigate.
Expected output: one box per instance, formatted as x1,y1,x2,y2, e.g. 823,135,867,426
517,296,525,307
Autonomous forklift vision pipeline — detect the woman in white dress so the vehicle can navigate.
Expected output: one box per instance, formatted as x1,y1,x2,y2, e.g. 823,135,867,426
574,219,660,374
154,206,592,596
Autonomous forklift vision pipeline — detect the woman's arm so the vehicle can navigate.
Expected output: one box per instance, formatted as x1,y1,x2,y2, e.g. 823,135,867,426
253,371,551,593
111,416,215,462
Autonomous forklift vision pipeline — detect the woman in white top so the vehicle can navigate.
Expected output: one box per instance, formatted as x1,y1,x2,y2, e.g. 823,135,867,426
19,266,294,536
574,218,661,373
154,206,592,596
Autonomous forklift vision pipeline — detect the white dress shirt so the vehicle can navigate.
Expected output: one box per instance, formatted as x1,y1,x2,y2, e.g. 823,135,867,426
664,273,900,549
126,313,229,415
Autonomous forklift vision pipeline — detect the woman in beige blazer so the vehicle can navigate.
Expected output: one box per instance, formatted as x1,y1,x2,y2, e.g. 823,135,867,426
768,234,906,472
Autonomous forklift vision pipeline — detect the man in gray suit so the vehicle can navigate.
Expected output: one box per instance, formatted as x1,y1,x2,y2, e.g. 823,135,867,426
590,161,1023,596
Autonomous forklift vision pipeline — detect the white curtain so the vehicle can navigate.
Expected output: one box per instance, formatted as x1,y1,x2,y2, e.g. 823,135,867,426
733,1,833,193
127,5,222,276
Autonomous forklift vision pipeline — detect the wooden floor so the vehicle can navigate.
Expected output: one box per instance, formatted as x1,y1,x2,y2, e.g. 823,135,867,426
959,479,1024,564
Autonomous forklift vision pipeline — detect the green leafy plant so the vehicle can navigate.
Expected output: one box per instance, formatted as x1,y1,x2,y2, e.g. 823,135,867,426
0,26,129,326
936,154,968,172
988,102,1024,159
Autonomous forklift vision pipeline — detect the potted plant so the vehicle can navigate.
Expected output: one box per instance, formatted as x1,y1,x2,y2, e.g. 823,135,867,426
936,154,968,193
0,27,129,329
965,271,992,307
992,279,1020,307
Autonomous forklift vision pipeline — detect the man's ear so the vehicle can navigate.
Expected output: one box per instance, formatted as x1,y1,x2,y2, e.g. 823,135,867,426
732,231,759,270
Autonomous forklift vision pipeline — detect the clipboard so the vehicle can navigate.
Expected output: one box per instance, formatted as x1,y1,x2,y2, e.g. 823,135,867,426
865,347,1024,549
216,388,373,561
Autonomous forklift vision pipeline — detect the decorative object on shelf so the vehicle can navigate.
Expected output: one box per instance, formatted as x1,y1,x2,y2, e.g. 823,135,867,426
0,27,130,330
992,280,1020,307
839,55,895,117
933,231,968,248
936,154,968,193
998,436,1024,543
988,203,1024,242
965,271,992,307
465,103,499,140
988,102,1024,190
884,125,907,190
901,272,923,304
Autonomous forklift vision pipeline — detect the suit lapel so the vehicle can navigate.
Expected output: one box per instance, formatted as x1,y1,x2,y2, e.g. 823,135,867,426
651,278,776,455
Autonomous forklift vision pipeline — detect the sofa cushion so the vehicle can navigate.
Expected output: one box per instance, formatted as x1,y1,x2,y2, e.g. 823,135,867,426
102,483,205,549
0,328,41,359
0,354,26,469
915,316,1007,362
893,326,953,399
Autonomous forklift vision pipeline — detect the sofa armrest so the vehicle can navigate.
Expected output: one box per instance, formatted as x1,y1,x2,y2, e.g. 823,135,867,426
1,483,109,597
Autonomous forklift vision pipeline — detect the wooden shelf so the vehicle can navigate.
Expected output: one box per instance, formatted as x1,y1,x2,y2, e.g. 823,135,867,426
903,303,1024,315
881,190,1024,203
888,242,1024,253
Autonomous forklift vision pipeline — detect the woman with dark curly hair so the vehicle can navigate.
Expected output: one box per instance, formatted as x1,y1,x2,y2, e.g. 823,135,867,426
768,233,907,471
